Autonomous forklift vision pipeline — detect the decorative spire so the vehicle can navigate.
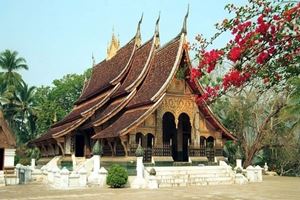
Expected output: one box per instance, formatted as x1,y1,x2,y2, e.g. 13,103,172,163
154,12,160,48
135,13,143,47
107,28,120,60
181,4,189,34
155,12,160,35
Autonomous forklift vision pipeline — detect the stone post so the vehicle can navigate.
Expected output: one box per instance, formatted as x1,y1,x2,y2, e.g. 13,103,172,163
72,153,76,170
255,166,263,182
60,167,70,188
136,156,144,179
93,155,100,174
79,167,87,187
246,165,255,182
131,156,147,189
98,167,108,187
236,159,242,169
31,158,36,170
264,162,268,172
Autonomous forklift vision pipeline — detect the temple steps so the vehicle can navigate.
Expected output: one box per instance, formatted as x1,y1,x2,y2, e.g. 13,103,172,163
145,165,234,187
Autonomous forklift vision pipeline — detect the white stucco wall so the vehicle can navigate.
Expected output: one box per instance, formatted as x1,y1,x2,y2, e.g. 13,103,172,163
4,148,16,167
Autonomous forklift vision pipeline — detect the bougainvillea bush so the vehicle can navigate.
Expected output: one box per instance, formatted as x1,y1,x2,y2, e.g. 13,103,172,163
190,0,300,103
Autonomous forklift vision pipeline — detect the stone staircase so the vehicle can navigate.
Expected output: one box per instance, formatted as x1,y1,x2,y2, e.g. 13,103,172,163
145,165,234,187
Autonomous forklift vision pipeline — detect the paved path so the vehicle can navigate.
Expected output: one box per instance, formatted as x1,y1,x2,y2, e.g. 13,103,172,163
1,176,300,200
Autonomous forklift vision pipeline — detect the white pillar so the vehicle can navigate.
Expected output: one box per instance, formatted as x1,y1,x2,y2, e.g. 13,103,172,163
72,153,76,170
236,159,242,169
31,158,36,170
98,167,108,187
246,165,255,182
130,156,146,189
136,156,144,179
4,149,16,167
93,155,100,174
255,166,263,182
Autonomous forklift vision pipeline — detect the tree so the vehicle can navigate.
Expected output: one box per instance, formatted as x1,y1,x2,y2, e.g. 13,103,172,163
213,88,286,167
190,0,300,167
0,50,28,90
191,0,300,102
1,81,37,143
34,68,92,136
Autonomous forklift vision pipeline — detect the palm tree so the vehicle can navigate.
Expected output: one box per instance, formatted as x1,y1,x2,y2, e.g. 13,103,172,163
0,49,28,89
2,81,37,143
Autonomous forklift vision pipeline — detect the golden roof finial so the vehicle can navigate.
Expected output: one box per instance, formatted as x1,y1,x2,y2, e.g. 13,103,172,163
135,13,143,47
107,27,120,60
154,12,161,48
181,4,189,34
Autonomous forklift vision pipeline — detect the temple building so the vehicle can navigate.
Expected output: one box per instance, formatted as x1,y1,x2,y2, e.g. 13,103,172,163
0,110,16,171
31,14,235,164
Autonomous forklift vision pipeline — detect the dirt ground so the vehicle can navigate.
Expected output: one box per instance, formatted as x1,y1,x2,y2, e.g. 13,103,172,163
0,176,300,200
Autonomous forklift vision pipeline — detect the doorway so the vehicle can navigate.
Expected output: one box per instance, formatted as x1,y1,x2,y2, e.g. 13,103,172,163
177,113,191,162
75,135,85,157
0,148,4,170
162,112,177,160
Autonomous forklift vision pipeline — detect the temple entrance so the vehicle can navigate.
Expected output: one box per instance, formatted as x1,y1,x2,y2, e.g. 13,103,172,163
145,133,154,162
0,148,4,170
177,113,191,162
162,112,177,160
75,135,85,157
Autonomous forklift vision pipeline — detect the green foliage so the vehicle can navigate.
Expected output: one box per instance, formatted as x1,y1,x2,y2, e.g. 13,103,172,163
14,145,34,165
135,144,144,157
106,164,128,188
0,49,28,89
34,68,92,137
92,140,102,155
175,65,187,80
28,147,40,159
223,141,238,165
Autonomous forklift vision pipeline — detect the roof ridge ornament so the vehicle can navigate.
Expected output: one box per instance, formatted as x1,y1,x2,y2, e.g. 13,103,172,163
92,53,96,67
135,13,143,47
154,12,160,48
181,4,189,34
107,28,120,60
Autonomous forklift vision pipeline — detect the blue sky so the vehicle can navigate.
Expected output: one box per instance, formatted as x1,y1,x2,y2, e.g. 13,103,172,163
0,0,247,86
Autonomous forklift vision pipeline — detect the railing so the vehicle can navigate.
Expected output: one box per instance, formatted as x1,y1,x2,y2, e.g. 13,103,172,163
215,148,223,157
188,148,206,157
152,144,172,156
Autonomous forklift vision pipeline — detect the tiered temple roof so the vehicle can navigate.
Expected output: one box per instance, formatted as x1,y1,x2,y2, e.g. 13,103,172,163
0,110,16,149
32,14,235,146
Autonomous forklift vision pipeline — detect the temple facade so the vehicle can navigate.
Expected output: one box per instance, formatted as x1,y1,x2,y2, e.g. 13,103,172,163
31,14,235,164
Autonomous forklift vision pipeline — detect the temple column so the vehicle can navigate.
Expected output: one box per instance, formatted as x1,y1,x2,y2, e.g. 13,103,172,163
107,138,115,156
154,109,163,147
120,135,129,157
